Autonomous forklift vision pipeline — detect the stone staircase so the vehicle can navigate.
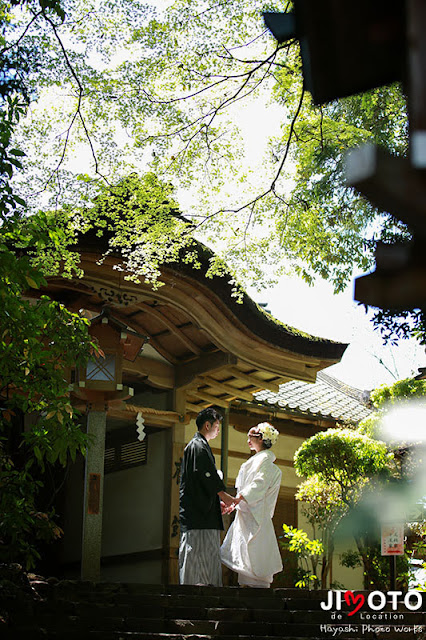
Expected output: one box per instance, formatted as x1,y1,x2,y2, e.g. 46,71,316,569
1,577,426,639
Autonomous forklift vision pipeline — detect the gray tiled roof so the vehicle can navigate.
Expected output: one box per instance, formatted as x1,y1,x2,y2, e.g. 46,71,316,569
254,371,373,424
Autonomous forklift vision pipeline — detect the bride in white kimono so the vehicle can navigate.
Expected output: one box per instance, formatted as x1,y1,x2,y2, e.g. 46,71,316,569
220,422,283,588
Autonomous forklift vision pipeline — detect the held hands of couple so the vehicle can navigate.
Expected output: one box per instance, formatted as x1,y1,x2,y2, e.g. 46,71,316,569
220,493,243,515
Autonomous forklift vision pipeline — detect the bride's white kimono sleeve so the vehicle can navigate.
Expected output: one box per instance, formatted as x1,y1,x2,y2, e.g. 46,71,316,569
220,449,283,583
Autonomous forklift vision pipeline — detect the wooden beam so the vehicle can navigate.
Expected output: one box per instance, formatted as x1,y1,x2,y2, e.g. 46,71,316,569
107,404,189,426
111,310,178,364
189,390,231,408
176,352,237,388
211,447,294,468
107,409,174,427
124,404,183,422
124,356,174,389
198,375,255,401
408,0,426,138
230,411,335,438
185,401,207,414
346,144,426,235
227,366,280,393
139,302,201,356
355,263,426,310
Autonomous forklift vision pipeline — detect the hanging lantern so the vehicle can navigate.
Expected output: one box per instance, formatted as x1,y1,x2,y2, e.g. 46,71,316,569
72,307,148,402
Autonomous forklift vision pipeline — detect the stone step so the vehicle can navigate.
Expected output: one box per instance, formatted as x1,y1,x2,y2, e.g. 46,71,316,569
50,583,421,603
31,601,426,625
7,625,416,640
37,632,426,640
2,579,425,640
1,632,398,640
33,598,426,621
6,610,426,639
45,628,426,640
44,589,424,613
124,618,426,637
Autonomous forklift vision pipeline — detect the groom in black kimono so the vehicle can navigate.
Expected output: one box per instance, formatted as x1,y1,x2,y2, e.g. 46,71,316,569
179,407,236,586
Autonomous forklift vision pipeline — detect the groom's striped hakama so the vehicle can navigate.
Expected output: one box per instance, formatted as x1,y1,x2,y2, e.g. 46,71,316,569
179,530,222,586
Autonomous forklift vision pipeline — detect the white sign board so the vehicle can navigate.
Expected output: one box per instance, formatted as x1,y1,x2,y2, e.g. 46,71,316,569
381,523,405,556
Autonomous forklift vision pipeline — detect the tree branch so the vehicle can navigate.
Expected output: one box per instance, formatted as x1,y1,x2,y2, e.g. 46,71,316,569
0,11,43,54
34,9,108,190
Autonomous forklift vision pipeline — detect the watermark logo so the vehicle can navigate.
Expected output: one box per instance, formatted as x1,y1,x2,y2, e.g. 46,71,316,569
320,590,422,616
320,624,424,636
319,590,423,635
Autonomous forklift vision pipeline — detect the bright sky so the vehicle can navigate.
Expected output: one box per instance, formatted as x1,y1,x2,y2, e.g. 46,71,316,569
246,275,425,392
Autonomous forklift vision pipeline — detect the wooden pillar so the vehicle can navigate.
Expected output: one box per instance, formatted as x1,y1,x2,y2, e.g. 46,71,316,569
220,407,229,486
161,425,173,585
407,0,426,166
81,409,106,582
165,389,187,584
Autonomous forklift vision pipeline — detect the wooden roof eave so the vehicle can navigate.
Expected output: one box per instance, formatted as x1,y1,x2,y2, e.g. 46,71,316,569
72,254,345,381
159,270,343,380
229,406,338,438
40,252,347,407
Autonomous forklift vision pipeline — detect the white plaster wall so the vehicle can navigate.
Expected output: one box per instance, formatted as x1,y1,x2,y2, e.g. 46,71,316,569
101,430,166,557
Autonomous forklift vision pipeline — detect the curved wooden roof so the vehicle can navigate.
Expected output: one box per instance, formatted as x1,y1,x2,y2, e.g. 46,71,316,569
41,239,348,411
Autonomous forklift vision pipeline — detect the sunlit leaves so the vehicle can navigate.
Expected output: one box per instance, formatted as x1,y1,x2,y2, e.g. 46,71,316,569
280,523,323,589
71,171,198,286
294,428,391,507
370,378,426,411
273,80,408,293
